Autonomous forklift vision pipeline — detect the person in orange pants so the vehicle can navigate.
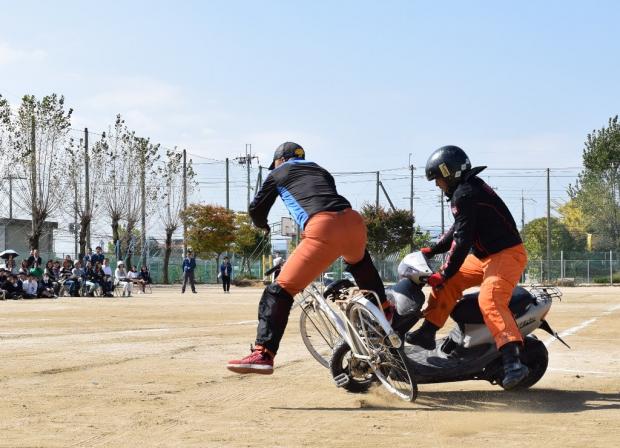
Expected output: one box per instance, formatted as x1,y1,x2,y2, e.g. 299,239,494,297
406,145,529,390
227,142,390,375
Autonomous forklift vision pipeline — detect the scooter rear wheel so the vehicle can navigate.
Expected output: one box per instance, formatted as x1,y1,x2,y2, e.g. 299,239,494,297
501,336,549,391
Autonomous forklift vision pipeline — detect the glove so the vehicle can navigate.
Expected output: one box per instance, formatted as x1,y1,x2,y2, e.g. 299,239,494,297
260,225,271,235
420,247,433,256
427,273,445,288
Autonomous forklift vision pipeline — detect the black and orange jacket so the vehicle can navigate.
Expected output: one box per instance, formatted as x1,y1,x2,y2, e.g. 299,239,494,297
249,159,351,230
429,168,522,279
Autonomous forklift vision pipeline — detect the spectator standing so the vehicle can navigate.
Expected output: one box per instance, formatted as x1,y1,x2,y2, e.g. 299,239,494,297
27,249,42,268
220,256,233,293
91,246,105,266
181,250,197,294
83,248,94,266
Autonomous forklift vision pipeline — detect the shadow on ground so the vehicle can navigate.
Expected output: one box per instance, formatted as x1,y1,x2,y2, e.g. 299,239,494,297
272,389,620,414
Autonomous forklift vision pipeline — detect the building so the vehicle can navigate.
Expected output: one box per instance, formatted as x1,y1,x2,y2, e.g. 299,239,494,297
0,218,58,258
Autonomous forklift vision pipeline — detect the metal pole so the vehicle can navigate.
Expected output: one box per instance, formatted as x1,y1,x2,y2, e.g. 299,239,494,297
375,171,380,209
611,250,614,285
587,259,590,284
546,168,551,283
84,128,90,249
379,181,396,212
183,149,187,256
560,250,564,280
440,192,445,235
8,176,13,219
140,141,147,268
225,157,230,210
410,165,414,219
521,190,525,232
246,144,251,210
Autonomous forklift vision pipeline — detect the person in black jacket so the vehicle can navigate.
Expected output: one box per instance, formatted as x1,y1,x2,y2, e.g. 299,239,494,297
227,142,388,375
406,145,529,390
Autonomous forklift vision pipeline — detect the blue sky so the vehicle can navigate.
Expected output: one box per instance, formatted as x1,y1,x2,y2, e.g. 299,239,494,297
2,1,619,245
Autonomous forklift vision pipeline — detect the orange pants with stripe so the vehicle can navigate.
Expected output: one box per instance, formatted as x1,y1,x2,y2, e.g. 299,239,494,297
277,208,366,296
424,244,528,349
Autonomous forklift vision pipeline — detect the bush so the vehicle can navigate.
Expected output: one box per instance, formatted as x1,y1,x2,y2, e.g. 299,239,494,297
592,272,620,284
232,274,263,287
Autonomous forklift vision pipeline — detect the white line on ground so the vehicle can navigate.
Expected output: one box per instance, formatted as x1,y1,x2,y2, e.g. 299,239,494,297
548,367,620,377
544,303,620,347
217,320,258,326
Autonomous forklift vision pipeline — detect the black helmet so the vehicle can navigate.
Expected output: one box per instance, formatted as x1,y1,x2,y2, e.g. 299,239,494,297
268,142,305,170
425,145,471,186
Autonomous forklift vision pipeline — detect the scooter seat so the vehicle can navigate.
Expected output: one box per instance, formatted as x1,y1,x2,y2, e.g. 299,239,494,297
450,286,535,325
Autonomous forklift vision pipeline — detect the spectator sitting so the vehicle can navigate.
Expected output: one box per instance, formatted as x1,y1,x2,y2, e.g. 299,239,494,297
63,254,74,270
38,272,56,298
138,265,152,293
3,257,17,274
83,261,99,296
115,261,133,297
2,274,23,299
101,258,114,297
127,265,142,292
18,260,29,276
71,261,85,296
82,248,94,266
58,259,75,296
22,273,38,299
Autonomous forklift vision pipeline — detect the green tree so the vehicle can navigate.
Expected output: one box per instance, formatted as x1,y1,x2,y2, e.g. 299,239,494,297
360,204,414,258
569,115,620,250
232,212,270,277
557,199,588,250
182,204,235,268
522,217,585,259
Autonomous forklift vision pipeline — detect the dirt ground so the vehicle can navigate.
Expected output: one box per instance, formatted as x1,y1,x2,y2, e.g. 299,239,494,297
1,285,619,447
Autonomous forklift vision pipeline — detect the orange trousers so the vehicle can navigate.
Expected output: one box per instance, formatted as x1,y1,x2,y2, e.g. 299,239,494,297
424,244,528,349
277,208,366,296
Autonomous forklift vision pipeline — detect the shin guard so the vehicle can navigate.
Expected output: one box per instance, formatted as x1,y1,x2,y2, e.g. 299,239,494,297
255,283,294,355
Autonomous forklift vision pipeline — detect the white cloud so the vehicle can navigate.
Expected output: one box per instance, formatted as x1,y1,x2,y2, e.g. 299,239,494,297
85,76,182,110
0,41,46,65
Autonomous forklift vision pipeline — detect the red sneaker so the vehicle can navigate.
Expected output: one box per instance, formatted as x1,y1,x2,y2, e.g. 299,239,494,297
227,346,274,375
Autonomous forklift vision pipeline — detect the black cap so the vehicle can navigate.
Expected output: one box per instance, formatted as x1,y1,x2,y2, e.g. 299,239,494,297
268,142,305,170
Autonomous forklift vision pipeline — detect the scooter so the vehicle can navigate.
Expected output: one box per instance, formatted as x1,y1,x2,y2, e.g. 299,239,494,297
328,251,570,394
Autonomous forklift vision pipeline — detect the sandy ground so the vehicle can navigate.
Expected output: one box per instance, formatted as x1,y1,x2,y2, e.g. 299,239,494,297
1,285,619,447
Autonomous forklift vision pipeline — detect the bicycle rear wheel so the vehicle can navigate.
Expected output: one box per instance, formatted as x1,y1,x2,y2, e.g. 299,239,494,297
299,301,340,368
349,302,417,402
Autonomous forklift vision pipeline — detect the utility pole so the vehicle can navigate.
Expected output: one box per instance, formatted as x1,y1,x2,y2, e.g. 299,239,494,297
378,181,396,212
521,190,525,232
4,175,26,219
225,157,230,210
410,165,415,220
235,144,259,210
84,128,91,250
375,171,380,209
546,168,551,283
74,177,78,259
183,149,187,256
140,140,147,268
30,116,37,249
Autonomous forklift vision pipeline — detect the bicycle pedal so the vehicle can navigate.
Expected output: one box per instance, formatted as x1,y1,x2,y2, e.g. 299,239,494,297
333,373,350,388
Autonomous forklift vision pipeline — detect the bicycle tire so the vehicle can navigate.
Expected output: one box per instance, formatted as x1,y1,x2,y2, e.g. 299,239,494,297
299,302,340,368
330,339,375,393
349,302,418,402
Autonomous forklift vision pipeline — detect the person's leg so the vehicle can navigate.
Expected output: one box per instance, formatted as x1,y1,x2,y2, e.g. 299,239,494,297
190,270,196,293
407,254,484,349
228,212,349,375
181,271,187,293
477,244,528,389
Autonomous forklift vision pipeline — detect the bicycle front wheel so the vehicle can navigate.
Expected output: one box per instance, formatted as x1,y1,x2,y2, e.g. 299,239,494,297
299,302,340,368
349,302,418,402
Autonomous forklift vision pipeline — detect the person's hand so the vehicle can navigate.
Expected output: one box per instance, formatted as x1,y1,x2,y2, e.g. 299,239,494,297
420,247,433,256
427,273,445,288
261,225,271,235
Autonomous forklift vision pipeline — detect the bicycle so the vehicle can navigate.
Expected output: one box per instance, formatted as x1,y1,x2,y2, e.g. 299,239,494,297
298,280,417,402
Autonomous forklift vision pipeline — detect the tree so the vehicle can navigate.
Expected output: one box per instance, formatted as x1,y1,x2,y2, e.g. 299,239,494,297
157,148,195,284
557,199,588,250
65,134,106,259
522,217,585,259
233,212,270,276
568,115,620,250
1,94,72,250
181,204,235,268
99,116,134,255
360,204,414,258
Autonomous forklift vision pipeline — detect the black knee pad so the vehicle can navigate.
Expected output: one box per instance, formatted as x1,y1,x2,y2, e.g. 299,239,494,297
255,283,294,355
345,250,386,303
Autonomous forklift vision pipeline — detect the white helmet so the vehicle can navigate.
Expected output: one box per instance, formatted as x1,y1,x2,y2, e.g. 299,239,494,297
397,252,434,285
